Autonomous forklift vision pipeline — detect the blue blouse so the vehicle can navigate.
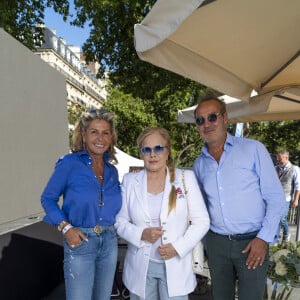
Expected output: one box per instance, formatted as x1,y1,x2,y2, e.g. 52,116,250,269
41,150,122,227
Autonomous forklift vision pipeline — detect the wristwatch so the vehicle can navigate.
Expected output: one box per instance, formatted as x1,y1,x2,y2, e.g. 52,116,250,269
57,220,69,232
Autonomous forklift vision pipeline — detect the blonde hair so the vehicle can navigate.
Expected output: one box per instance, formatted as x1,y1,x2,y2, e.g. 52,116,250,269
137,127,176,214
72,109,118,163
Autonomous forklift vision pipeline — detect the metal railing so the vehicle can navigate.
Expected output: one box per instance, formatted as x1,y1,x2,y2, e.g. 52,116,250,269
288,207,298,224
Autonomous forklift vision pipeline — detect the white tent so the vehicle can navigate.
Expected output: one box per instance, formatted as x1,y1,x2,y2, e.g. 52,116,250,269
115,148,144,181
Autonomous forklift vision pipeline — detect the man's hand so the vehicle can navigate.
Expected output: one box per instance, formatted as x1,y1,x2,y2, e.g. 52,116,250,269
292,199,299,208
242,237,268,269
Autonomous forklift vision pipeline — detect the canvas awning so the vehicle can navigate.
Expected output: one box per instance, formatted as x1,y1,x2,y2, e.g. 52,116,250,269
135,0,300,121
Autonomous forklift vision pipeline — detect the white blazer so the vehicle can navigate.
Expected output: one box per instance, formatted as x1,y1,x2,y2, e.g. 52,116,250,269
115,168,210,298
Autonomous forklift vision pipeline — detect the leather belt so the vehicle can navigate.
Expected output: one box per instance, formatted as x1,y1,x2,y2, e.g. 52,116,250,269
210,230,259,241
77,225,114,235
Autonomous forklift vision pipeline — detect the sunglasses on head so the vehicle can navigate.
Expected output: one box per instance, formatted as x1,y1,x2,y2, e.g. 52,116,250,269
195,112,222,126
88,108,109,115
140,145,166,156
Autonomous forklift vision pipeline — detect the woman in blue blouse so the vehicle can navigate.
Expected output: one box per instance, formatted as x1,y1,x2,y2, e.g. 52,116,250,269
41,109,122,300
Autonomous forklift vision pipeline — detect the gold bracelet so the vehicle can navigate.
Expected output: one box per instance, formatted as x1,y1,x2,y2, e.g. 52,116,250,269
57,220,69,232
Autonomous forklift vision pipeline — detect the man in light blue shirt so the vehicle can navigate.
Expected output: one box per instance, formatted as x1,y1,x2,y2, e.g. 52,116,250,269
192,95,285,300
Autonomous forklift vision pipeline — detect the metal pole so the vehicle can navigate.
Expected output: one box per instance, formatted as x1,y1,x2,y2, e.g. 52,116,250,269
296,205,300,241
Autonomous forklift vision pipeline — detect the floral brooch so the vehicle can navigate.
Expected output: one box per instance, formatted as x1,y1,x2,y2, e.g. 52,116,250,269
171,181,185,199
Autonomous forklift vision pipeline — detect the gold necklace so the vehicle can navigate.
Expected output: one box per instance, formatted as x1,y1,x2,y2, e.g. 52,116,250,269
92,166,104,181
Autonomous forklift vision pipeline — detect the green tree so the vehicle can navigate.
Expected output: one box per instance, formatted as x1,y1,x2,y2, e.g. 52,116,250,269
0,0,70,49
4,1,298,167
72,0,202,100
248,121,300,165
102,88,157,157
67,101,85,148
145,83,205,167
102,85,206,166
69,0,213,166
1,0,207,165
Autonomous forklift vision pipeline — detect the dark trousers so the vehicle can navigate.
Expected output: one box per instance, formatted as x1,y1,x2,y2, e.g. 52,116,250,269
205,230,268,300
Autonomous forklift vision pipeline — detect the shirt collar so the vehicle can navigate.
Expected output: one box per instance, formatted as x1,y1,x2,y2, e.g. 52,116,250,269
279,161,292,169
77,149,111,165
202,132,233,156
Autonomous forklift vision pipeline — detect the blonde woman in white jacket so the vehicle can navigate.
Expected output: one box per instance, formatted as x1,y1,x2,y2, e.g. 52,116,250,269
115,127,209,300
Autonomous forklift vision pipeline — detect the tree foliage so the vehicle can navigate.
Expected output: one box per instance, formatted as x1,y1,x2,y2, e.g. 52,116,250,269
248,121,300,165
67,101,85,147
2,0,299,166
0,0,69,49
69,0,209,165
101,86,205,167
72,0,202,100
102,88,157,157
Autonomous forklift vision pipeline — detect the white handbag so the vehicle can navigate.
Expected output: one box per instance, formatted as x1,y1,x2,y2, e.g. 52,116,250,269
191,239,204,274
181,170,205,275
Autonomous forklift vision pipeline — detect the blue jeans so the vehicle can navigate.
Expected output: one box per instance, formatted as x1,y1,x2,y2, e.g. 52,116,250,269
63,226,118,300
130,260,188,300
280,201,290,237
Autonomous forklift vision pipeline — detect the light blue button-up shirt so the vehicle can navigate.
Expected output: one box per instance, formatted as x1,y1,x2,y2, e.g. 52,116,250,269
193,133,285,243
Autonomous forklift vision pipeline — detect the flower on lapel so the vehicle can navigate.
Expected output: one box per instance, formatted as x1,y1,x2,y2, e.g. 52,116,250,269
171,181,185,199
175,187,183,195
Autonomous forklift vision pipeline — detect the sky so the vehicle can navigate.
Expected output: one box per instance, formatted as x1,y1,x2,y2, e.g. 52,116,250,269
44,3,89,49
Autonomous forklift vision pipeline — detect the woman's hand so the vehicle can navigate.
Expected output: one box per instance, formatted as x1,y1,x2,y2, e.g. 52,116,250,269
158,243,178,260
141,227,163,243
65,227,88,248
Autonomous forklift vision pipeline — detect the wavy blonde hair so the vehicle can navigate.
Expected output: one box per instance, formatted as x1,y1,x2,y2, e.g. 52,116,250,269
72,109,118,163
137,127,176,214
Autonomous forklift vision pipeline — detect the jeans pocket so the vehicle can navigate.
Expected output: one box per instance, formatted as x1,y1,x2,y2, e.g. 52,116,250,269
64,239,88,253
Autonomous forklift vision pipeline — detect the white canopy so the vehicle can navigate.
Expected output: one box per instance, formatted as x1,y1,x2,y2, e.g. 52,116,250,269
178,95,241,123
135,0,300,122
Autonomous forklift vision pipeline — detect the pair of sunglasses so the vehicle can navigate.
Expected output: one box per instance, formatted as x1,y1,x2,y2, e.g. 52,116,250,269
88,108,110,115
140,145,166,156
195,112,222,126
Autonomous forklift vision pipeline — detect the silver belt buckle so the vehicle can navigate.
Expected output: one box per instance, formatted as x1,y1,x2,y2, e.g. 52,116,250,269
94,225,102,234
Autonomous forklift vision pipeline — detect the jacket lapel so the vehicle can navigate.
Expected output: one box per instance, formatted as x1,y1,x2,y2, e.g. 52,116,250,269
133,169,151,219
160,168,171,222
